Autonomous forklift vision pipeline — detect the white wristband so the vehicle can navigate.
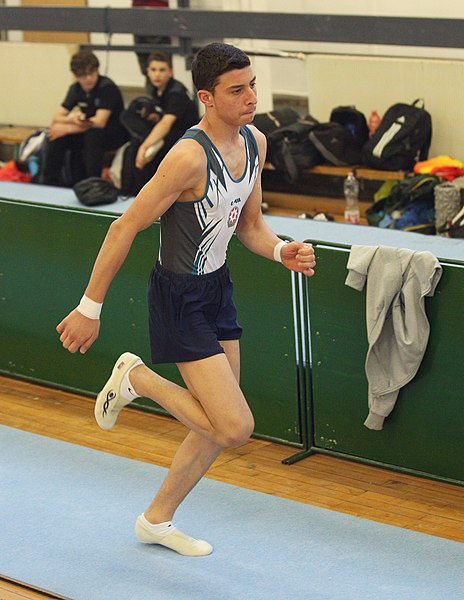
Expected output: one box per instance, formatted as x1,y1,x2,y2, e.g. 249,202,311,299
77,294,103,320
273,240,287,263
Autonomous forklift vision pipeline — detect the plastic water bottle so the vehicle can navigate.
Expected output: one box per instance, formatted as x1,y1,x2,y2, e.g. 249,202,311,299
344,171,360,224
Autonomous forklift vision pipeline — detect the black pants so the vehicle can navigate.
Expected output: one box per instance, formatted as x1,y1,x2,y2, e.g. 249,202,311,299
119,110,177,196
42,127,129,187
121,136,172,196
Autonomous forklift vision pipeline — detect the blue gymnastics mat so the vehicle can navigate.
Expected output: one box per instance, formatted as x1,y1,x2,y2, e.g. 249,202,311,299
2,181,464,261
0,425,463,600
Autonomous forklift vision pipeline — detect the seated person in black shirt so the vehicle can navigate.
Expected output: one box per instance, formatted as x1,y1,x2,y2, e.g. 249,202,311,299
120,51,199,196
43,51,129,187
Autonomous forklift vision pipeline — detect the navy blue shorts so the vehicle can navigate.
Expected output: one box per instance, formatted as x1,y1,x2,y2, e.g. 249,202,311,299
147,262,242,364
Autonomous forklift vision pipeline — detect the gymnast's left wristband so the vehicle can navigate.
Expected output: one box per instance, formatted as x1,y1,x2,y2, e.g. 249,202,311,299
273,240,288,263
76,294,102,320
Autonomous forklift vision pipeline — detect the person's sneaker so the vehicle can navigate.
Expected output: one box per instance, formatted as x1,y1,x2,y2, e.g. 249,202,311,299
135,515,213,557
94,352,142,430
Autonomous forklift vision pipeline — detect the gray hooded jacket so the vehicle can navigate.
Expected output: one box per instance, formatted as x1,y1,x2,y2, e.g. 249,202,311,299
345,245,442,430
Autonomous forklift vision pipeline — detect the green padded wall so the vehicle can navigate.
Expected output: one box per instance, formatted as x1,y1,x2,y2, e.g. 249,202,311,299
0,198,301,445
306,242,463,483
2,196,463,480
227,235,303,445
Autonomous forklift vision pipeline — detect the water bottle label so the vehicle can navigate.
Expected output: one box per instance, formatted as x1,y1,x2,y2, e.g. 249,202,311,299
344,209,360,224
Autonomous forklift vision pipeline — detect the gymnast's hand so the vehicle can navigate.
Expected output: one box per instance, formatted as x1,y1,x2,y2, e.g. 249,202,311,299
281,242,316,277
56,309,100,354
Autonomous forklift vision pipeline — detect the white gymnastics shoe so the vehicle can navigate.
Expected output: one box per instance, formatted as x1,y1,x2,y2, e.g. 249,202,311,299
94,352,142,430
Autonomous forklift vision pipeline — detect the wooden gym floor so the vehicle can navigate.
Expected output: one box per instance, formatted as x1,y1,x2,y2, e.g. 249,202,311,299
1,375,463,599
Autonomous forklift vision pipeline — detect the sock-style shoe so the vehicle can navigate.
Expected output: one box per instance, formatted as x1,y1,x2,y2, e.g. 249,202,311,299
94,352,142,430
134,515,213,557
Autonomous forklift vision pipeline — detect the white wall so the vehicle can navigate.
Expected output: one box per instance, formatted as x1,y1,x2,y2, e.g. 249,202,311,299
245,0,464,119
0,43,76,127
306,54,464,159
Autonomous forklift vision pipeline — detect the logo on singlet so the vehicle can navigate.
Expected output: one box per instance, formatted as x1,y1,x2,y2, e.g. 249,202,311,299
227,206,240,228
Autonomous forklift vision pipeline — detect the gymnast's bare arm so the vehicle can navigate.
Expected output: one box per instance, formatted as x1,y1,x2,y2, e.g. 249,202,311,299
56,138,207,354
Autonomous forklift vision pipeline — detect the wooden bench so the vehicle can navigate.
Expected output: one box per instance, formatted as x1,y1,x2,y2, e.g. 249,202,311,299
262,164,407,224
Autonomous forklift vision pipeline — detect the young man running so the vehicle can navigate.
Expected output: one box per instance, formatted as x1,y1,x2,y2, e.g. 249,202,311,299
56,43,316,557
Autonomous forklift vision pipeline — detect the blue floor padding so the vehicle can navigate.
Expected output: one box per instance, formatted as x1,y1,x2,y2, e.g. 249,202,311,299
2,181,464,261
1,425,463,600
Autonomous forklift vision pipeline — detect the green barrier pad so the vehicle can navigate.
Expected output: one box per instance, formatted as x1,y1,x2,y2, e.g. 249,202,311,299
0,198,301,445
306,242,463,483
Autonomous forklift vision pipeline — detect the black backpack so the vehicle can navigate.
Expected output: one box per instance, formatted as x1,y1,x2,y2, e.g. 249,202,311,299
73,177,119,207
253,108,300,163
253,108,300,138
330,106,369,152
267,117,322,184
120,96,164,141
308,122,362,166
361,99,432,171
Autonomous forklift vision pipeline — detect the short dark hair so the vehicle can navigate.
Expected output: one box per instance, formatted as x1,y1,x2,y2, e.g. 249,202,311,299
70,51,99,76
191,43,250,92
147,51,172,69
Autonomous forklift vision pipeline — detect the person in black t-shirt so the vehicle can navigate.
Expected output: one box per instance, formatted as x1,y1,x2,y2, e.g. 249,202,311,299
120,51,199,196
42,51,129,187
